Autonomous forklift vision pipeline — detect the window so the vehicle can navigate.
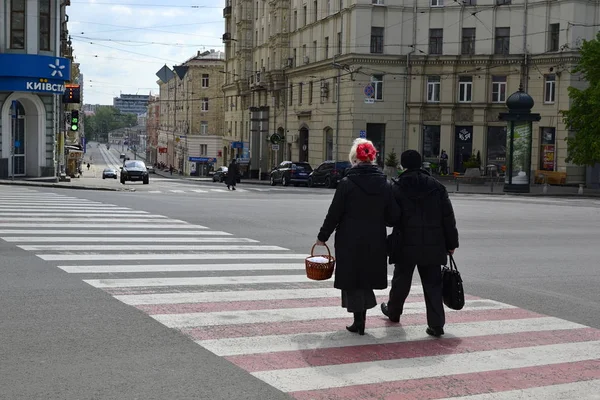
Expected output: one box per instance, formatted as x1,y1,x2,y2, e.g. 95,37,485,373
10,0,26,49
496,0,510,4
39,0,51,51
326,0,331,14
458,76,472,102
495,27,510,55
333,77,338,103
545,75,556,103
314,0,318,22
255,1,259,19
372,0,384,4
293,10,297,30
549,23,560,52
201,74,209,88
427,76,441,102
461,28,475,55
491,76,507,103
303,6,307,26
309,81,313,104
371,75,383,100
431,0,443,5
201,121,208,135
325,37,329,58
202,98,209,111
422,126,441,159
429,29,443,55
337,32,342,55
200,144,208,155
313,41,317,62
299,82,303,105
289,84,294,106
370,27,384,54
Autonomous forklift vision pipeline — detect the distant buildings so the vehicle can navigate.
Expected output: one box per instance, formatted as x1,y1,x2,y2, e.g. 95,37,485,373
113,94,150,115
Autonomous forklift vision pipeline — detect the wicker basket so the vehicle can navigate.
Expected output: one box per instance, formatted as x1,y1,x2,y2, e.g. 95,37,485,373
305,243,336,281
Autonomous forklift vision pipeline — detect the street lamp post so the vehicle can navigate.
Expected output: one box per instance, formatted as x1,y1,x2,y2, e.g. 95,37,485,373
498,85,541,193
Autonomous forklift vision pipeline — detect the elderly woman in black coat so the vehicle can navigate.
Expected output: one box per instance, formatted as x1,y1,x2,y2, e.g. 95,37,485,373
316,138,400,335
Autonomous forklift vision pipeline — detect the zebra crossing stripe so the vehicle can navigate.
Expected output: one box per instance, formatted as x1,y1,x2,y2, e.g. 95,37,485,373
59,262,305,273
5,237,255,243
0,230,226,235
19,244,286,251
39,253,306,261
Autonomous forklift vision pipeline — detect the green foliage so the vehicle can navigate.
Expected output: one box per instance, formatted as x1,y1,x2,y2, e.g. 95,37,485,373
385,149,399,167
463,153,481,169
562,32,600,166
84,106,138,141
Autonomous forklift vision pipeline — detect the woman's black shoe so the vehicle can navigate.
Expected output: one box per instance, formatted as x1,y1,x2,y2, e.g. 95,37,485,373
426,326,444,337
346,312,365,335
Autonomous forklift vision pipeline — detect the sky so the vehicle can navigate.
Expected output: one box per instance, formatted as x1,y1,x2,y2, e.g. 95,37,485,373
68,0,225,105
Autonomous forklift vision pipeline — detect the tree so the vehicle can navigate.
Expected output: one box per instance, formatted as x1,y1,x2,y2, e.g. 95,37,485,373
84,106,138,142
385,148,399,167
562,31,600,166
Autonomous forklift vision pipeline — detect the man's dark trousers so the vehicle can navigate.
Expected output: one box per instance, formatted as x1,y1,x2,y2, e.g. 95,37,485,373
388,262,445,328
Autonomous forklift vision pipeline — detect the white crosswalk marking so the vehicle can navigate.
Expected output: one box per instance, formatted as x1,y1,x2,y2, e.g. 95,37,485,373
2,186,599,400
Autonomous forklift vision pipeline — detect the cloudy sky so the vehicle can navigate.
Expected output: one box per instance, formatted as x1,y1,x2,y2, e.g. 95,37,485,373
69,0,224,105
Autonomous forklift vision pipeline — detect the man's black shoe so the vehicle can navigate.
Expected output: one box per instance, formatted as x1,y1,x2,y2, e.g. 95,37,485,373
380,303,400,323
426,326,445,337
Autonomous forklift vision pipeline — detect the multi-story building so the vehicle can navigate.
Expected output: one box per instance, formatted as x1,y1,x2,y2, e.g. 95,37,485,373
224,0,599,183
145,96,160,164
0,0,73,178
113,94,150,115
155,50,225,175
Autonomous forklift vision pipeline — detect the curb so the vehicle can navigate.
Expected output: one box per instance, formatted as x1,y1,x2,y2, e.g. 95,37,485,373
0,180,132,192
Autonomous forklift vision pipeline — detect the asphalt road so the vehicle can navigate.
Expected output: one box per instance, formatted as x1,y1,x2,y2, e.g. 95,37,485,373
1,142,599,398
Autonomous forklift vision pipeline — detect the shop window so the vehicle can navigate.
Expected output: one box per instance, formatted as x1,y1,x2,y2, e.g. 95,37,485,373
10,0,26,49
422,126,441,159
486,126,507,172
539,127,556,171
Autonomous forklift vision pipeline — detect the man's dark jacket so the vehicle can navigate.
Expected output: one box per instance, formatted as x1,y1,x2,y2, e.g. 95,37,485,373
389,168,459,266
318,164,400,290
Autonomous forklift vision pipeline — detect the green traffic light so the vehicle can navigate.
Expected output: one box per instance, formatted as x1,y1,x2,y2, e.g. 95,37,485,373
72,118,78,123
71,124,78,131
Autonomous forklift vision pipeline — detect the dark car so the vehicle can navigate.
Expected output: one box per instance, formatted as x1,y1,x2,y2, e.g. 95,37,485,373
270,161,313,186
308,160,352,188
120,160,149,184
102,168,118,179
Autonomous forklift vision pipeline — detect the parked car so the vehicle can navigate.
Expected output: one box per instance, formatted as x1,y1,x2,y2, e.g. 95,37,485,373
270,161,313,186
102,168,118,179
120,160,149,184
146,165,155,174
212,166,241,183
308,160,352,188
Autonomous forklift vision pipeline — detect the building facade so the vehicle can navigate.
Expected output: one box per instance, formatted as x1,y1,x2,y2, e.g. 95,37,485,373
0,0,72,178
155,50,226,175
113,94,150,115
223,0,599,182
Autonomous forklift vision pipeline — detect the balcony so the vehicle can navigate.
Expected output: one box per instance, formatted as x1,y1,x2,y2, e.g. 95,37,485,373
223,6,232,17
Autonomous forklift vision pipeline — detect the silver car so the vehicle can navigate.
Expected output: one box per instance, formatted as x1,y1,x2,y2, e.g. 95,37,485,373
102,168,118,179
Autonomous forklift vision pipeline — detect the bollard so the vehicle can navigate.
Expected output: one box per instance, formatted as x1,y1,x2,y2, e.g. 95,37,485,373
578,184,584,195
456,178,459,192
543,183,548,194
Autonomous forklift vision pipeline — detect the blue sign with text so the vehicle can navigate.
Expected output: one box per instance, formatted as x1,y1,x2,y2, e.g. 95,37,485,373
231,141,243,149
189,157,217,163
0,54,71,94
359,130,367,139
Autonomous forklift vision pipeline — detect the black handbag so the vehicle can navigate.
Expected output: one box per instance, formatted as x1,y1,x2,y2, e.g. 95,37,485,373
441,255,465,310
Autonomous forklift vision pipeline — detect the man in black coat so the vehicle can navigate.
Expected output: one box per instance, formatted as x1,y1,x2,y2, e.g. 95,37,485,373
226,159,239,190
381,150,459,337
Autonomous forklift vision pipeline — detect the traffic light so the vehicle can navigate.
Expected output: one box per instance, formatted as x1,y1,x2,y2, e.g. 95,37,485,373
62,85,81,104
70,111,79,132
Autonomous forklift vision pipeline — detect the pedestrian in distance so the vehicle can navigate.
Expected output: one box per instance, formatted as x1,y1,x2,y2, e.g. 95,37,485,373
381,150,459,338
316,138,400,335
226,158,240,191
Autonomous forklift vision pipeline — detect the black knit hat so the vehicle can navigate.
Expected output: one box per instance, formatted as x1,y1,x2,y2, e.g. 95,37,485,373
400,150,422,170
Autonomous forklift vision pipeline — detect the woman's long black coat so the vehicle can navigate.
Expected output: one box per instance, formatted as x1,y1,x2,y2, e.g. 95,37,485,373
317,164,400,290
